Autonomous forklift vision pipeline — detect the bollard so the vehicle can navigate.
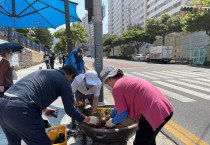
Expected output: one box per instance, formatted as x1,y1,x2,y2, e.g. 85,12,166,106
39,67,42,70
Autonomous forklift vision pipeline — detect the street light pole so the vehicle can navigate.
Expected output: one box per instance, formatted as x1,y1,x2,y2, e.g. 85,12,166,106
64,0,72,53
93,0,103,103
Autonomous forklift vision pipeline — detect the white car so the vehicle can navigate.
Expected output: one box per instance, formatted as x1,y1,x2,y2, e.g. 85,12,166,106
131,54,146,61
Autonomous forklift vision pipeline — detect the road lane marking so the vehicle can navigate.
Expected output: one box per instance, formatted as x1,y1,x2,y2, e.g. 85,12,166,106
105,60,168,71
180,79,210,87
124,73,136,77
166,80,210,93
85,64,93,70
164,123,196,145
141,71,171,79
195,78,210,83
153,81,210,100
151,71,186,78
168,121,209,145
157,87,195,102
130,72,160,80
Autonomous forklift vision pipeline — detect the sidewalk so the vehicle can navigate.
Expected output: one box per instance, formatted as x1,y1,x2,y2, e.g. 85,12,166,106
0,60,176,145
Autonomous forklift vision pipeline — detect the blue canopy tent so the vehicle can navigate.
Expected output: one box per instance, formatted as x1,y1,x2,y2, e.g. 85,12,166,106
0,0,81,29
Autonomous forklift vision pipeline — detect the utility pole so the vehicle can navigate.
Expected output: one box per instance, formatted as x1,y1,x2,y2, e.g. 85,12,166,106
93,0,103,103
64,0,72,53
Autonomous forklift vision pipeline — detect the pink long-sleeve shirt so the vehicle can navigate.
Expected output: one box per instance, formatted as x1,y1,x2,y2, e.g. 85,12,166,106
112,77,173,131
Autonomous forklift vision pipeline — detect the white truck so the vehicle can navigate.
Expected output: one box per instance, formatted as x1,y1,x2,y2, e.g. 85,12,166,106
146,46,173,63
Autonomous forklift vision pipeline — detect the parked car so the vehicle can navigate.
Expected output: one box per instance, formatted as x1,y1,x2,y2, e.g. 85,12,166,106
131,54,146,61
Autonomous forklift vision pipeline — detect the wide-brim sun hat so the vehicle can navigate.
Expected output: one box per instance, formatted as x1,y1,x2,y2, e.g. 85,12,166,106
100,67,119,85
85,70,98,86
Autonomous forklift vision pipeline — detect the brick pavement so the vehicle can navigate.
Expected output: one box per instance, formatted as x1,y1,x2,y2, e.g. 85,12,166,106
0,59,176,145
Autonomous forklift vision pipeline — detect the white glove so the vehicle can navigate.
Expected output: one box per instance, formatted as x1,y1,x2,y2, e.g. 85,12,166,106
88,116,100,125
105,119,116,128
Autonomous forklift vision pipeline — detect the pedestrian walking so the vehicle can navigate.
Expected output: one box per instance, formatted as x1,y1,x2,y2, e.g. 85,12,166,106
0,48,13,97
62,53,67,67
71,70,102,144
0,65,100,145
50,53,56,69
43,52,50,69
58,53,63,64
100,67,174,145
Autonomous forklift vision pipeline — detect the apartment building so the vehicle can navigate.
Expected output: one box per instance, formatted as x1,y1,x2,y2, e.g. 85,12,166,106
81,13,94,56
108,0,191,36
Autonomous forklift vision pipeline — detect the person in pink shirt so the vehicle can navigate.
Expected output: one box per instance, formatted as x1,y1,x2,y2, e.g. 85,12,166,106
100,67,173,145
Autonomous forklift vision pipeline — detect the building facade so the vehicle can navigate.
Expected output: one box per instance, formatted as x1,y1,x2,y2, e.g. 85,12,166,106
108,0,191,36
81,13,94,56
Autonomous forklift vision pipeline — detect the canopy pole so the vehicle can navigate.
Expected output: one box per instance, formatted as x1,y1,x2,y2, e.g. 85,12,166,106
64,0,72,54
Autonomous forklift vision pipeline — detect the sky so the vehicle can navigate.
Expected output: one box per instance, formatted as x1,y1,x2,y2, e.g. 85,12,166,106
49,0,108,34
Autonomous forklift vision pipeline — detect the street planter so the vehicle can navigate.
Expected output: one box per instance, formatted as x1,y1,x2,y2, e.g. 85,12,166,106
77,105,137,145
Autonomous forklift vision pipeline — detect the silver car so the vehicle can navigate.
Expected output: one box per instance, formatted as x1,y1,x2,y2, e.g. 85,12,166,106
131,54,146,61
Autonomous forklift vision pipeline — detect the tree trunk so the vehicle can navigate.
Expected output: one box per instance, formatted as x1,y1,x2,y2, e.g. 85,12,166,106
162,34,165,46
137,47,139,54
113,46,114,56
206,30,210,37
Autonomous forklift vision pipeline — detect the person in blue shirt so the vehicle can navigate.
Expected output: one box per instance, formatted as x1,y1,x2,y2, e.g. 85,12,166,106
0,65,100,145
65,48,85,75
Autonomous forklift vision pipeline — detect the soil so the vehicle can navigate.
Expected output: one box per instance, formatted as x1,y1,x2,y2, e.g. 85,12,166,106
91,117,137,129
84,107,137,129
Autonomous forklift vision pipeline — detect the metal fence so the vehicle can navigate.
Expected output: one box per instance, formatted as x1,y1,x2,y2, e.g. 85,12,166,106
193,46,210,64
0,25,51,53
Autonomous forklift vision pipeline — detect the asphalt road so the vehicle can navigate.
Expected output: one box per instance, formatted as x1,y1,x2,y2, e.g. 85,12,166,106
84,57,210,145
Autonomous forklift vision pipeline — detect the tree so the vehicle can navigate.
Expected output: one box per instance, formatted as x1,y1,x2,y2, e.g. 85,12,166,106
103,35,117,56
182,0,210,36
54,41,67,53
15,28,29,36
53,22,88,52
30,28,53,48
124,28,156,53
114,36,126,55
128,24,143,30
146,12,183,45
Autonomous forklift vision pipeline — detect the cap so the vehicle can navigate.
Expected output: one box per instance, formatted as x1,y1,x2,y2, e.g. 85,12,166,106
85,70,98,86
100,67,119,85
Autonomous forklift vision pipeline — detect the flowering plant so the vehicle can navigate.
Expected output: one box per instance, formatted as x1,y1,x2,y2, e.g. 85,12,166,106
93,108,113,126
77,101,85,111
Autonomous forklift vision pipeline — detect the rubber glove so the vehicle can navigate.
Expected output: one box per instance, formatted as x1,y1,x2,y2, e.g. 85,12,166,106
105,119,116,128
88,116,100,125
44,109,56,117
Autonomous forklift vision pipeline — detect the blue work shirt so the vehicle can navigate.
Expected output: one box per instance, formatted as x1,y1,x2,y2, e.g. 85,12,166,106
5,70,85,122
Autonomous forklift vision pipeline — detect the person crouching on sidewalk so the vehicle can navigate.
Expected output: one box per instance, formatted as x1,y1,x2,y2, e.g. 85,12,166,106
0,65,100,145
100,67,173,145
71,70,102,143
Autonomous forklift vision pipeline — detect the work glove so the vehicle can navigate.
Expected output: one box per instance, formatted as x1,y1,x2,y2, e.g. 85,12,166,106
105,119,116,128
44,109,57,117
88,116,100,126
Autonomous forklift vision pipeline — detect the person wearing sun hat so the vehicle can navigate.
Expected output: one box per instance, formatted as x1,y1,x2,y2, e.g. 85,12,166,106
71,70,102,143
100,66,173,145
71,70,102,114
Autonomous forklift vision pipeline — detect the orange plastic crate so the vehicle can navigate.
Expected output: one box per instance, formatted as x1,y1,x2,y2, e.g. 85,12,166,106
47,125,67,145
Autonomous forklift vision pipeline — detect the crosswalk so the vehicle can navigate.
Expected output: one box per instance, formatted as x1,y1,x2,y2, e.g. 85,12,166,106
124,70,210,103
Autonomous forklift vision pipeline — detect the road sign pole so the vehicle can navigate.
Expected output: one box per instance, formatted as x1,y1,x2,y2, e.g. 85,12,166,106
93,0,103,103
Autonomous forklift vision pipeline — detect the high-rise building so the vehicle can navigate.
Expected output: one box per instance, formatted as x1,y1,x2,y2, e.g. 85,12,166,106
108,0,191,36
81,13,94,56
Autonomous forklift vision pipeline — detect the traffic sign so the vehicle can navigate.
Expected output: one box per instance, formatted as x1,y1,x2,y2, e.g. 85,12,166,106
196,4,204,11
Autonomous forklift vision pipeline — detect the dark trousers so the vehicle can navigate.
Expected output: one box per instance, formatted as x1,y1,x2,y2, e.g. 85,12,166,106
0,86,11,98
0,98,51,145
45,61,50,69
134,112,173,145
50,63,54,69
